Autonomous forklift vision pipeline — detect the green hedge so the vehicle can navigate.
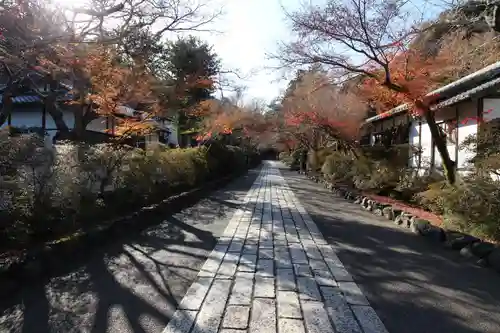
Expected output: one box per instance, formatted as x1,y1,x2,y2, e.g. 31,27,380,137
0,133,258,250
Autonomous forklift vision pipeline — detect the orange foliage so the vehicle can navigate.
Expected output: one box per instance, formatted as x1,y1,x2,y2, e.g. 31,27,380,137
196,98,273,144
282,70,366,146
43,46,161,137
195,100,239,140
194,77,214,89
360,49,454,115
82,49,157,112
190,99,216,117
81,48,160,136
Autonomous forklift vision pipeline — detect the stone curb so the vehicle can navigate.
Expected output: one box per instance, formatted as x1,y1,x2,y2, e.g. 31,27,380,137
304,174,500,274
0,164,261,298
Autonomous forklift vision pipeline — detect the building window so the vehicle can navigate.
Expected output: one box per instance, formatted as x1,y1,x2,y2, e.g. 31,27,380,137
360,134,371,146
136,138,146,149
439,120,458,145
371,132,382,145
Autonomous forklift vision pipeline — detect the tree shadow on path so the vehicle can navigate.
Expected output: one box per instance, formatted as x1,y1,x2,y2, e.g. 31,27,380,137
281,167,500,333
1,167,261,333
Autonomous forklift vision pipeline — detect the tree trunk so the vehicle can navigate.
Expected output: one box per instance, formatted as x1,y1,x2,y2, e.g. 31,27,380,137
350,147,360,159
46,79,70,135
0,91,13,126
300,149,307,173
308,148,319,172
73,104,85,140
421,106,456,185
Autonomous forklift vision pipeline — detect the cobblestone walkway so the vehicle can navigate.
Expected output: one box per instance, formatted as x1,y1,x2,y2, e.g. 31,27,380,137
163,162,388,333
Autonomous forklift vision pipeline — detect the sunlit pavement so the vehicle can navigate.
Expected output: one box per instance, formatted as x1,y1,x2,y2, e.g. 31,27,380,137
163,161,386,333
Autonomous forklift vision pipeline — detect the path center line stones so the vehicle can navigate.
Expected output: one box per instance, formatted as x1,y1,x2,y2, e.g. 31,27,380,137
162,162,389,333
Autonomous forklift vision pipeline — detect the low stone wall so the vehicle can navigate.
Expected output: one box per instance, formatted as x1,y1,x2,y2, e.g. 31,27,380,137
305,174,500,275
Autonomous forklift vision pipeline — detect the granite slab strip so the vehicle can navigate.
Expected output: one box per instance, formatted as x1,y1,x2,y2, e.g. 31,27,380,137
309,259,329,272
179,277,214,310
289,244,308,264
256,259,274,277
293,264,313,277
254,276,275,298
191,279,232,333
249,295,276,333
162,309,198,333
301,301,336,333
278,319,306,333
277,268,296,291
277,291,302,319
338,282,369,306
228,239,244,253
162,163,387,333
320,286,362,333
223,305,251,329
301,241,323,261
351,305,389,333
238,254,257,272
313,270,338,287
275,248,292,268
217,252,240,279
296,276,322,302
230,272,254,306
325,259,354,282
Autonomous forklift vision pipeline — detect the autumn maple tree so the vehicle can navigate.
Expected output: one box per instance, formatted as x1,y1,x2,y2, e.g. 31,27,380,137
275,0,498,184
73,47,161,139
279,69,367,158
195,97,273,149
0,0,221,142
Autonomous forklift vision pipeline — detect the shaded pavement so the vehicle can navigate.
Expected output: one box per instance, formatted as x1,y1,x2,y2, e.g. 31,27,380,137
162,161,387,333
0,168,261,333
280,166,500,333
4,162,500,333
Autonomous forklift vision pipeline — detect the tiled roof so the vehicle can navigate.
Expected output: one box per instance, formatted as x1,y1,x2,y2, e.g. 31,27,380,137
431,76,500,110
3,95,41,104
0,93,75,104
365,61,500,124
364,76,500,124
363,104,409,123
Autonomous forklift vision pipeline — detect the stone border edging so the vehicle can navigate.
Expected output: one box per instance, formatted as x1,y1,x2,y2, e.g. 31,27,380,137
0,164,261,298
303,173,500,275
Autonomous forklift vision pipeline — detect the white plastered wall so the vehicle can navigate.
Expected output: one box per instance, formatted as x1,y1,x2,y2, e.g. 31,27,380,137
456,99,479,170
408,97,500,175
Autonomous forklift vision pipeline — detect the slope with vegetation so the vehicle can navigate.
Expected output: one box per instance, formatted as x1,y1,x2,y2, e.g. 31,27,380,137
271,0,500,243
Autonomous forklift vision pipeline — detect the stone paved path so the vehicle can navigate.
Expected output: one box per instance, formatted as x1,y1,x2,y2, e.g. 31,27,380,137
163,161,388,333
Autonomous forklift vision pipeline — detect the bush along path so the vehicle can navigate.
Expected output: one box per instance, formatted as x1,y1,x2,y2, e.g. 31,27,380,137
304,173,500,274
0,144,262,299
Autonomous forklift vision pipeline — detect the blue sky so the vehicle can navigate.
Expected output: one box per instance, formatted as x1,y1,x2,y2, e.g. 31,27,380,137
193,0,298,104
191,0,446,105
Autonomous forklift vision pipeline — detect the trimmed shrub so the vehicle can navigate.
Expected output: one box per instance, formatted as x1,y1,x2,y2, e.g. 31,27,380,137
310,148,334,173
322,152,404,192
321,152,355,184
414,174,500,242
278,151,292,165
0,133,256,250
319,147,439,201
395,169,445,202
414,181,448,214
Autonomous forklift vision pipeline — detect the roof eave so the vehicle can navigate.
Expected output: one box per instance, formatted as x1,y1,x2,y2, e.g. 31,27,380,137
364,61,500,124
